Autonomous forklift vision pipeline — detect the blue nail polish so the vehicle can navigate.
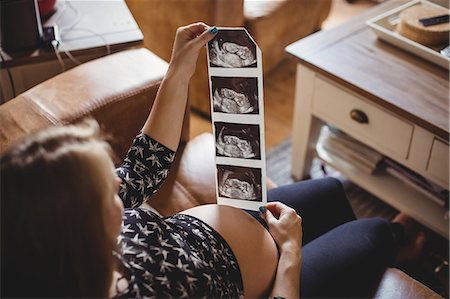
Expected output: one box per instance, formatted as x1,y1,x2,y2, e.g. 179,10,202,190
259,206,266,213
209,26,218,34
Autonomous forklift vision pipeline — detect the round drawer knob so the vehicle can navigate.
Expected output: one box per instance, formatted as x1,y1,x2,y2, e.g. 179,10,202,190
350,109,369,124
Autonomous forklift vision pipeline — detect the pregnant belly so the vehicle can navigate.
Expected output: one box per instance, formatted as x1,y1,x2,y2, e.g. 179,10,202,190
180,204,278,298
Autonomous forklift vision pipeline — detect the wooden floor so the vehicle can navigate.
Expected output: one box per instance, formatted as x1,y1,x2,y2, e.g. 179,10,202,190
190,0,376,148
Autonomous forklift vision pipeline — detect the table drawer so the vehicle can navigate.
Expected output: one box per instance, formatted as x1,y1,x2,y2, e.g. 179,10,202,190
312,76,413,159
427,138,449,187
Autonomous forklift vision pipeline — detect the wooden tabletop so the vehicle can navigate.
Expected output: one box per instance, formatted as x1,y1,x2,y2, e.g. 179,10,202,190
0,0,143,68
286,0,449,140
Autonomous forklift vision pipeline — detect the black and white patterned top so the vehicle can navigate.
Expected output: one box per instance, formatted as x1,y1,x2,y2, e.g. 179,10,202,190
114,133,244,298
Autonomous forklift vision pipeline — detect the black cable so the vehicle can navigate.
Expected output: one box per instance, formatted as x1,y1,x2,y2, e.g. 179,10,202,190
0,50,16,99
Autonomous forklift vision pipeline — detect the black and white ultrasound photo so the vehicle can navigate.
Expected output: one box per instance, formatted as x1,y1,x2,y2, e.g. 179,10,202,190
208,29,257,68
207,27,267,209
217,165,262,201
214,122,261,159
212,77,259,114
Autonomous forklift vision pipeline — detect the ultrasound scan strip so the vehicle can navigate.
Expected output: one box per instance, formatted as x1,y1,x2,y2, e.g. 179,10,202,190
207,28,266,211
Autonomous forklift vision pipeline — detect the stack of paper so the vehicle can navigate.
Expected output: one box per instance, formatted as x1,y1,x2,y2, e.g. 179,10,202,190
318,126,383,174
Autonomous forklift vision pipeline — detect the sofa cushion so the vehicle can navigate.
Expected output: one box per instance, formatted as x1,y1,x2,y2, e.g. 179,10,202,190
149,132,278,216
148,133,217,216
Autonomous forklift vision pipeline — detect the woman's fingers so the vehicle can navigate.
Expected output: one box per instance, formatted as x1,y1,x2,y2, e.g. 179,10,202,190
262,206,277,224
190,26,217,51
260,202,303,255
261,202,286,224
169,22,217,80
265,201,288,219
178,22,216,47
181,22,209,37
262,202,302,228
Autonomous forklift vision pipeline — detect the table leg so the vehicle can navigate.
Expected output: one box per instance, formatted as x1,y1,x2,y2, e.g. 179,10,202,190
291,64,323,180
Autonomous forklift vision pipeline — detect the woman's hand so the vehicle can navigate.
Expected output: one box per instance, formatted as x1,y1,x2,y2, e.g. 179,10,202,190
261,202,302,298
142,22,216,151
261,202,303,259
169,22,217,80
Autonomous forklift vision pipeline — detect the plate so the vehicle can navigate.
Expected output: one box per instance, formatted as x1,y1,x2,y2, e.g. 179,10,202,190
367,0,449,70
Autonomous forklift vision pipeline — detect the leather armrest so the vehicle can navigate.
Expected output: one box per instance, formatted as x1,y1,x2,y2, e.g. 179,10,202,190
0,48,169,159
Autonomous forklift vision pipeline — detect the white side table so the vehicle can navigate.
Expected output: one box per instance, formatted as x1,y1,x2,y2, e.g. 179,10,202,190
286,1,449,238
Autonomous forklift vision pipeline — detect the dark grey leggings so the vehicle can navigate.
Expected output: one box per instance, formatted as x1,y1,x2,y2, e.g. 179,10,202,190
247,177,398,298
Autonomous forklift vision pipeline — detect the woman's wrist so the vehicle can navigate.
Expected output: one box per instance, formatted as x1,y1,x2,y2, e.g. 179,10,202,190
280,241,301,258
279,248,302,267
271,252,301,299
165,63,192,84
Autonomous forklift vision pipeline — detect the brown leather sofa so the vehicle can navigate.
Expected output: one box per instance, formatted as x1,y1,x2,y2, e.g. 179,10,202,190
0,48,441,299
125,0,332,115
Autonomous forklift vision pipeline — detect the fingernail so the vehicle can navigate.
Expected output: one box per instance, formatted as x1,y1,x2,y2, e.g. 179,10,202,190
259,206,266,213
209,26,218,34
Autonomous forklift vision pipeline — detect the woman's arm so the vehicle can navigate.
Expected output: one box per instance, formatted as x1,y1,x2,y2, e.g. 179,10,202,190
270,251,301,299
261,202,303,299
116,23,217,208
142,23,217,151
116,133,175,208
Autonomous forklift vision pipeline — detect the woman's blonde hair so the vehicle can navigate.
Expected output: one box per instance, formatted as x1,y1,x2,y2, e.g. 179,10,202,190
1,119,116,298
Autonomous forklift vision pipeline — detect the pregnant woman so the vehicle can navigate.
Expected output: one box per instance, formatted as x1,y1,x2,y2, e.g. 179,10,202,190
1,23,423,298
1,23,280,299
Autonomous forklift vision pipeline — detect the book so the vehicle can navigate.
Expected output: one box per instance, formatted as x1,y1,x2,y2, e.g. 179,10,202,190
384,158,449,208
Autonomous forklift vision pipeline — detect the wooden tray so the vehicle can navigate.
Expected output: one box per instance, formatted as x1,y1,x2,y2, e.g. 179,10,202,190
367,0,449,70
